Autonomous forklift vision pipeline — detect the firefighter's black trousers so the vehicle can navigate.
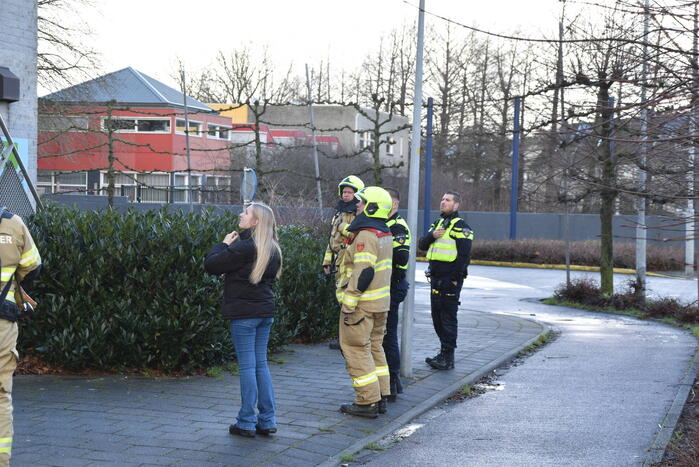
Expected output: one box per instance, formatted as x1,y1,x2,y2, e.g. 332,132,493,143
429,276,463,350
382,279,409,374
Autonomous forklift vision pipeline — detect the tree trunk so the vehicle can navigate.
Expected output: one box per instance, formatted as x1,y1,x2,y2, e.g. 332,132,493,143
372,109,383,185
251,101,265,195
598,85,616,296
105,103,116,208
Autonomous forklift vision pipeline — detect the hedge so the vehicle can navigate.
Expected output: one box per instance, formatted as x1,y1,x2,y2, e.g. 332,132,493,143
20,204,337,372
471,239,684,271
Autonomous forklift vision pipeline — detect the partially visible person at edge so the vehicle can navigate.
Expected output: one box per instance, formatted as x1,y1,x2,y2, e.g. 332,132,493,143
382,188,410,401
322,175,364,349
204,202,282,438
0,207,41,466
337,187,393,418
417,192,473,371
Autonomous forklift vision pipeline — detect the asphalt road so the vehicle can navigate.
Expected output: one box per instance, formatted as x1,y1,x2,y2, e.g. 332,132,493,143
360,265,698,466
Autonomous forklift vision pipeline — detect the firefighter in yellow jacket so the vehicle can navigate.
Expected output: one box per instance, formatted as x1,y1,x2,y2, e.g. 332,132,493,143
322,175,365,276
0,207,41,466
337,187,393,418
323,175,364,349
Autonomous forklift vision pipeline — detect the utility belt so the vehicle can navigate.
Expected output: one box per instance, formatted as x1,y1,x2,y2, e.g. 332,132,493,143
0,273,35,322
427,273,462,295
0,301,20,323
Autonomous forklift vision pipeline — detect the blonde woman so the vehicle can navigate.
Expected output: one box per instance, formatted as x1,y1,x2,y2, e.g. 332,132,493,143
204,202,282,438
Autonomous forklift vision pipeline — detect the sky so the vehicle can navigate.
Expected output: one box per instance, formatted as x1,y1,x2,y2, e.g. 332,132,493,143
65,0,573,94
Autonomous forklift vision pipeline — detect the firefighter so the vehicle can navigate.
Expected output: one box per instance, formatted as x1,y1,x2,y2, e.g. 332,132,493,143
418,192,473,371
0,207,41,466
382,188,410,401
323,175,364,349
337,186,393,418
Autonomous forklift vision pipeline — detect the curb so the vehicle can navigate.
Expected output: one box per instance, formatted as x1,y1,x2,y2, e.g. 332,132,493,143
643,346,699,466
320,318,551,467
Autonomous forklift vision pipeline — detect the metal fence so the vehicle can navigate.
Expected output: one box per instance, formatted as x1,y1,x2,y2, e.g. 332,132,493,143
0,112,41,218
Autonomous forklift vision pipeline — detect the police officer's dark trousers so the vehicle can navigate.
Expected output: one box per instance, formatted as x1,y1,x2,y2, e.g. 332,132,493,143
382,279,408,375
430,277,463,350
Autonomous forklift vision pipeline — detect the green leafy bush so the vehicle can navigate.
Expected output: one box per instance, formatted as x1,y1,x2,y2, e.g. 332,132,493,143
20,204,337,371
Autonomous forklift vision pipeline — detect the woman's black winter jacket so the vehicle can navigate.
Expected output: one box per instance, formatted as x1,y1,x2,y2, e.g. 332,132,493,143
204,230,281,320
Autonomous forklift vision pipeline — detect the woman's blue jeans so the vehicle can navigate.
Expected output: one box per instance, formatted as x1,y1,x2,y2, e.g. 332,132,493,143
229,317,276,431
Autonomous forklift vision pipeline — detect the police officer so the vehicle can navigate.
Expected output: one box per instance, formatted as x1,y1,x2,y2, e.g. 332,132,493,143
382,188,410,401
0,207,41,466
323,175,364,349
337,187,393,418
418,192,473,371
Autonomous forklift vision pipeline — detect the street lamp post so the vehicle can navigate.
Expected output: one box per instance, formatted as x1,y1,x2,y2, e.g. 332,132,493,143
401,0,426,379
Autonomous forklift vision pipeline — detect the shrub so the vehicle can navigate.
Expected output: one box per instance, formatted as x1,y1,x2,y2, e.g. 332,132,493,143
645,298,698,323
20,203,337,371
471,239,683,271
553,278,699,324
273,225,338,345
553,278,603,307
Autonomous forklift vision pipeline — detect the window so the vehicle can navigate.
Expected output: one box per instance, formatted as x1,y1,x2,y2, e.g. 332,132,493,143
101,117,171,133
100,171,171,203
385,137,396,156
39,115,89,132
359,131,374,149
202,175,232,204
172,173,202,203
175,119,202,137
207,124,231,140
110,118,138,131
137,119,170,132
37,170,87,195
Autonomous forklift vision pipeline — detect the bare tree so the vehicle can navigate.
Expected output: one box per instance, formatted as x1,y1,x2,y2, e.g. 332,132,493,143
37,0,100,90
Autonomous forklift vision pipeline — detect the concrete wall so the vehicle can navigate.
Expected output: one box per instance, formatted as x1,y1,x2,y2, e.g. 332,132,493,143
0,0,38,180
43,194,692,249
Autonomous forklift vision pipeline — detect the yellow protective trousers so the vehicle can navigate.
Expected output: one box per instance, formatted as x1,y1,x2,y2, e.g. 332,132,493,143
339,307,389,405
0,320,17,467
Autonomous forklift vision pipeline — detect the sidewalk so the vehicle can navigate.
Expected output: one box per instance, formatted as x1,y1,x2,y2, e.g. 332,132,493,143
11,279,546,466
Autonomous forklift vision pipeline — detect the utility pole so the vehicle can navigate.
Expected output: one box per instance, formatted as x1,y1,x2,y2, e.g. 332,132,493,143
305,64,324,214
559,0,571,286
180,69,194,212
423,97,434,235
636,0,650,301
510,97,520,239
692,2,698,298
401,0,426,379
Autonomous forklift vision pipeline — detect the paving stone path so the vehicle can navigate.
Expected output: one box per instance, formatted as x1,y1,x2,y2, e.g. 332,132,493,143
11,277,545,466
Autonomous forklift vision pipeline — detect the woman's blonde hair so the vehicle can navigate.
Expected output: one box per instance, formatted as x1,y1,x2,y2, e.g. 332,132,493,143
248,202,283,284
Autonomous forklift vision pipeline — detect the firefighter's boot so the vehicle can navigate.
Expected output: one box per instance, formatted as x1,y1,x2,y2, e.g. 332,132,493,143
378,397,387,414
340,402,378,419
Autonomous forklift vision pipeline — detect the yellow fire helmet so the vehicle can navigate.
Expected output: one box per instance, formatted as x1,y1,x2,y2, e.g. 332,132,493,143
355,186,392,220
338,175,365,197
